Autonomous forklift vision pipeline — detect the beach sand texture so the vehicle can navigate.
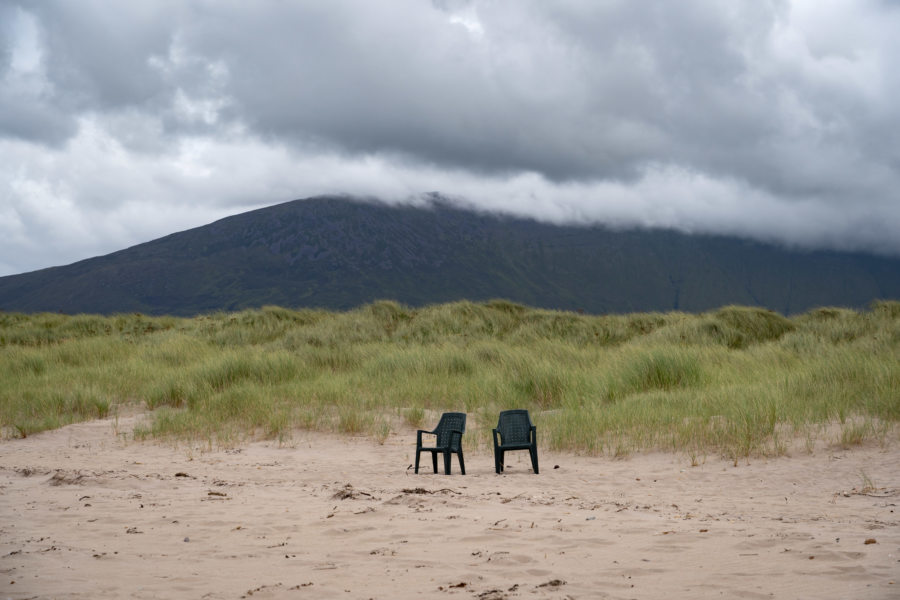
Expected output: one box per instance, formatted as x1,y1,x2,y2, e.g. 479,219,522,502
1,416,898,599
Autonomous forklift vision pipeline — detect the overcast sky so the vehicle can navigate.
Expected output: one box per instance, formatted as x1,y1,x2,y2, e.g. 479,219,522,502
2,1,899,276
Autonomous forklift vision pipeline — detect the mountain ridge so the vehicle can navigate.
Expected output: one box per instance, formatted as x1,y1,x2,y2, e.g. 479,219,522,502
1,196,898,316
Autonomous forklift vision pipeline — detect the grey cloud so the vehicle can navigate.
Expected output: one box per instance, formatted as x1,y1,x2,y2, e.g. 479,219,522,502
24,1,174,111
0,4,75,145
1,0,899,276
0,79,77,145
10,1,899,188
170,0,899,196
3,1,226,146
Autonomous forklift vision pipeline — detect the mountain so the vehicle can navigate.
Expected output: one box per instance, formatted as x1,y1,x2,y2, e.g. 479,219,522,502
1,196,899,316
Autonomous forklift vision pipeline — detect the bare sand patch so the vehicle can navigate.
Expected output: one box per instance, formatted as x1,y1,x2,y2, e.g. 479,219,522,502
1,416,898,599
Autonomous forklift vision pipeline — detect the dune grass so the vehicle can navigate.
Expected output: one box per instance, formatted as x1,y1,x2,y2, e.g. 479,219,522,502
1,300,898,460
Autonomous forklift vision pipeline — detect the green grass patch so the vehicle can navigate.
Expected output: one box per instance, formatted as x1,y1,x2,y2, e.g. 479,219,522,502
1,301,898,458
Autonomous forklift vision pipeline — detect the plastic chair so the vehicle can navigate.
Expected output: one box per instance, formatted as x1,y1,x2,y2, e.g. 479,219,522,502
492,409,538,474
415,412,466,475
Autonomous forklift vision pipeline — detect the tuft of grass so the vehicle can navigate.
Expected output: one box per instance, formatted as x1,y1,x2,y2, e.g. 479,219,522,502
336,406,371,435
145,376,206,410
859,470,877,494
510,360,568,410
403,406,426,429
715,305,795,341
374,419,392,445
839,420,872,449
607,350,703,400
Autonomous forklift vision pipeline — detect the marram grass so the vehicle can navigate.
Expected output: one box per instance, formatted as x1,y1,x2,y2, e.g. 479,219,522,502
1,300,898,460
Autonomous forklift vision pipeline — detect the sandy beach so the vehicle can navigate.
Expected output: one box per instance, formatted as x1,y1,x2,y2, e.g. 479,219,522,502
1,415,898,599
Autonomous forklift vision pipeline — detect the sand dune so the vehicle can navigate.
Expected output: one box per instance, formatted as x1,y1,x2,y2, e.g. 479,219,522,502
1,416,898,599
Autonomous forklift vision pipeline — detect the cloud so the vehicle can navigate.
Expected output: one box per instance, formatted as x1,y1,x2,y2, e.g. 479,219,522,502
1,0,899,276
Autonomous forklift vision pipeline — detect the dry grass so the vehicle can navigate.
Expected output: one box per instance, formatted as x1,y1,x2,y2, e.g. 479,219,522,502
2,300,898,460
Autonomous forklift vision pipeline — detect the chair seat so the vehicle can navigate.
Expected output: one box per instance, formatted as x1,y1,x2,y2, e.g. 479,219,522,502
497,442,532,450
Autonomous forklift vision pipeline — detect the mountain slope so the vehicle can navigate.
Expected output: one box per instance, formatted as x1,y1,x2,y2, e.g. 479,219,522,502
1,196,898,316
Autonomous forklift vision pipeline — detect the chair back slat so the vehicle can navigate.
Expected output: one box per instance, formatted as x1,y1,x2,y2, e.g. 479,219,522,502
434,412,466,450
497,410,532,443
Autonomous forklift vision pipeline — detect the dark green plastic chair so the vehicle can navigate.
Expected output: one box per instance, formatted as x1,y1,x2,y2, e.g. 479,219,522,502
415,412,466,475
492,409,538,474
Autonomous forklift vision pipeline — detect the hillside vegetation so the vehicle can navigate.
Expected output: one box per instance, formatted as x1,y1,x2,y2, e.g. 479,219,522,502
2,197,899,316
1,300,898,462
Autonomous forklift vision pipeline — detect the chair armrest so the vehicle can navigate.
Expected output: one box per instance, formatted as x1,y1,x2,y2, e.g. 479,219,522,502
416,429,434,446
492,428,501,447
530,425,537,444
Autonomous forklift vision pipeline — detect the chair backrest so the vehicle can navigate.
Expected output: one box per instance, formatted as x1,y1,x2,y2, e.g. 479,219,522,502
434,412,466,450
496,409,533,444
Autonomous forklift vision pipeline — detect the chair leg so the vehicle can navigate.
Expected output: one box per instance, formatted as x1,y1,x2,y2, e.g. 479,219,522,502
457,449,465,475
498,450,505,473
431,451,438,474
415,449,421,474
530,447,539,474
443,451,452,475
